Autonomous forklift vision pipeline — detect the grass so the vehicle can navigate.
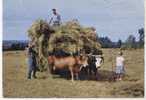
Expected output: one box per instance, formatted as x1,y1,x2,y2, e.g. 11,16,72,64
3,49,144,98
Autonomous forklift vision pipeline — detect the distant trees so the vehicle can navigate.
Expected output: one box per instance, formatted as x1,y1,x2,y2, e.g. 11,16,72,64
117,39,122,48
99,37,123,48
3,42,28,51
99,37,113,48
124,35,137,49
138,28,144,48
98,27,144,49
11,43,24,50
121,28,144,49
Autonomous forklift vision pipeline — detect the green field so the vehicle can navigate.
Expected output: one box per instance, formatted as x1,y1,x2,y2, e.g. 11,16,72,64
3,49,144,98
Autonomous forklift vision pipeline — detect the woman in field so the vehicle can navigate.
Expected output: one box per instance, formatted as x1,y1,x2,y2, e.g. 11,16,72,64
115,51,125,81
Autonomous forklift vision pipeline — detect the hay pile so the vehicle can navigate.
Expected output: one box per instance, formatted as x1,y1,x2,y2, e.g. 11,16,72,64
28,19,102,71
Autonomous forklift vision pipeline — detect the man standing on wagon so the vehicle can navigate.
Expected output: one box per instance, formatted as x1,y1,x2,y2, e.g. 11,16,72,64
49,8,61,26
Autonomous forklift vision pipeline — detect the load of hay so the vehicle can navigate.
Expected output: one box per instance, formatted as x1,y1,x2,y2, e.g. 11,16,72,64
28,19,102,71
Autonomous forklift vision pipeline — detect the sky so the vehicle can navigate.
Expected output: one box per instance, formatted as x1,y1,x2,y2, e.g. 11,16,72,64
3,0,144,42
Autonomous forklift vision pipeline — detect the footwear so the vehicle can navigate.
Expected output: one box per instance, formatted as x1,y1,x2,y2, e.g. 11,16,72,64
27,77,31,79
33,76,37,79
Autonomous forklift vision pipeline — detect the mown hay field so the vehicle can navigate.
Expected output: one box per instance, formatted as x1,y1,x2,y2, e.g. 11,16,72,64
3,49,144,98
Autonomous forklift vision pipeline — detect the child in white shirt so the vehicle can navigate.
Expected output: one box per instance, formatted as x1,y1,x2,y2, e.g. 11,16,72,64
115,51,125,81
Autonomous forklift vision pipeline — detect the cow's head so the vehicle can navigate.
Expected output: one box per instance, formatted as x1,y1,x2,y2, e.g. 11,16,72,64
94,55,104,68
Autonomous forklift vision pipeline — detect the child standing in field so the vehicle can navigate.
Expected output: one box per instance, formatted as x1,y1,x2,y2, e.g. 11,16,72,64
115,51,125,81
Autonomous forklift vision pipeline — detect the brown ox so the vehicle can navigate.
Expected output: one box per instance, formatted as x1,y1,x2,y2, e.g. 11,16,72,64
48,55,87,81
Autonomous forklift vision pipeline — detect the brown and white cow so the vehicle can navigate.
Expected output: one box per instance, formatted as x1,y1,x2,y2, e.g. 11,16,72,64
48,54,88,81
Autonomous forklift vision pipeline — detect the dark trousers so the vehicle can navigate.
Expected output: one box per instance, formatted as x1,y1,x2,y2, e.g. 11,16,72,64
28,67,37,79
27,57,37,79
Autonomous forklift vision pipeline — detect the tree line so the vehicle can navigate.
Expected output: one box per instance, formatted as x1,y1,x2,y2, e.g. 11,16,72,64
3,41,28,51
3,28,144,51
98,28,144,49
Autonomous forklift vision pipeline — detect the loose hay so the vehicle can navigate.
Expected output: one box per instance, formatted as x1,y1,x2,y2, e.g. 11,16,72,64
28,19,102,71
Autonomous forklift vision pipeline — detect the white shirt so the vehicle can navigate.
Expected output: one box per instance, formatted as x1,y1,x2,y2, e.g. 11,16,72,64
116,56,124,66
51,14,61,23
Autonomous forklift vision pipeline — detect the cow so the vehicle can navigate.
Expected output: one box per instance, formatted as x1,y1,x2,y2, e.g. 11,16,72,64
48,54,88,81
86,54,104,80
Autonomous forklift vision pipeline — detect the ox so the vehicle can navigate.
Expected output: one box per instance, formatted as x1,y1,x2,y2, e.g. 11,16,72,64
80,55,104,80
76,54,104,80
48,54,87,81
86,55,104,80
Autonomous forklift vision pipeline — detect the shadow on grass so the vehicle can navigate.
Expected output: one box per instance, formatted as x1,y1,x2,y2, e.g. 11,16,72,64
49,68,119,82
37,76,48,79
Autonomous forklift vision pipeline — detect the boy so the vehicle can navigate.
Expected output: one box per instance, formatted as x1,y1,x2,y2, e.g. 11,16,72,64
115,51,125,81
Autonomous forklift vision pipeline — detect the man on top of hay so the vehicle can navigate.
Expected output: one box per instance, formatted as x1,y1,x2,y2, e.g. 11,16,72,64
49,8,61,26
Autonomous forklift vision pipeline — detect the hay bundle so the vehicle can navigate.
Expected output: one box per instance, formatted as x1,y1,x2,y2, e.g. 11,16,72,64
28,19,102,71
28,19,54,71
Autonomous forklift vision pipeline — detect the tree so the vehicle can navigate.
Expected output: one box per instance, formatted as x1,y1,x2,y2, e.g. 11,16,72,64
99,36,113,48
11,43,21,50
138,28,144,48
125,35,136,49
117,39,122,48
